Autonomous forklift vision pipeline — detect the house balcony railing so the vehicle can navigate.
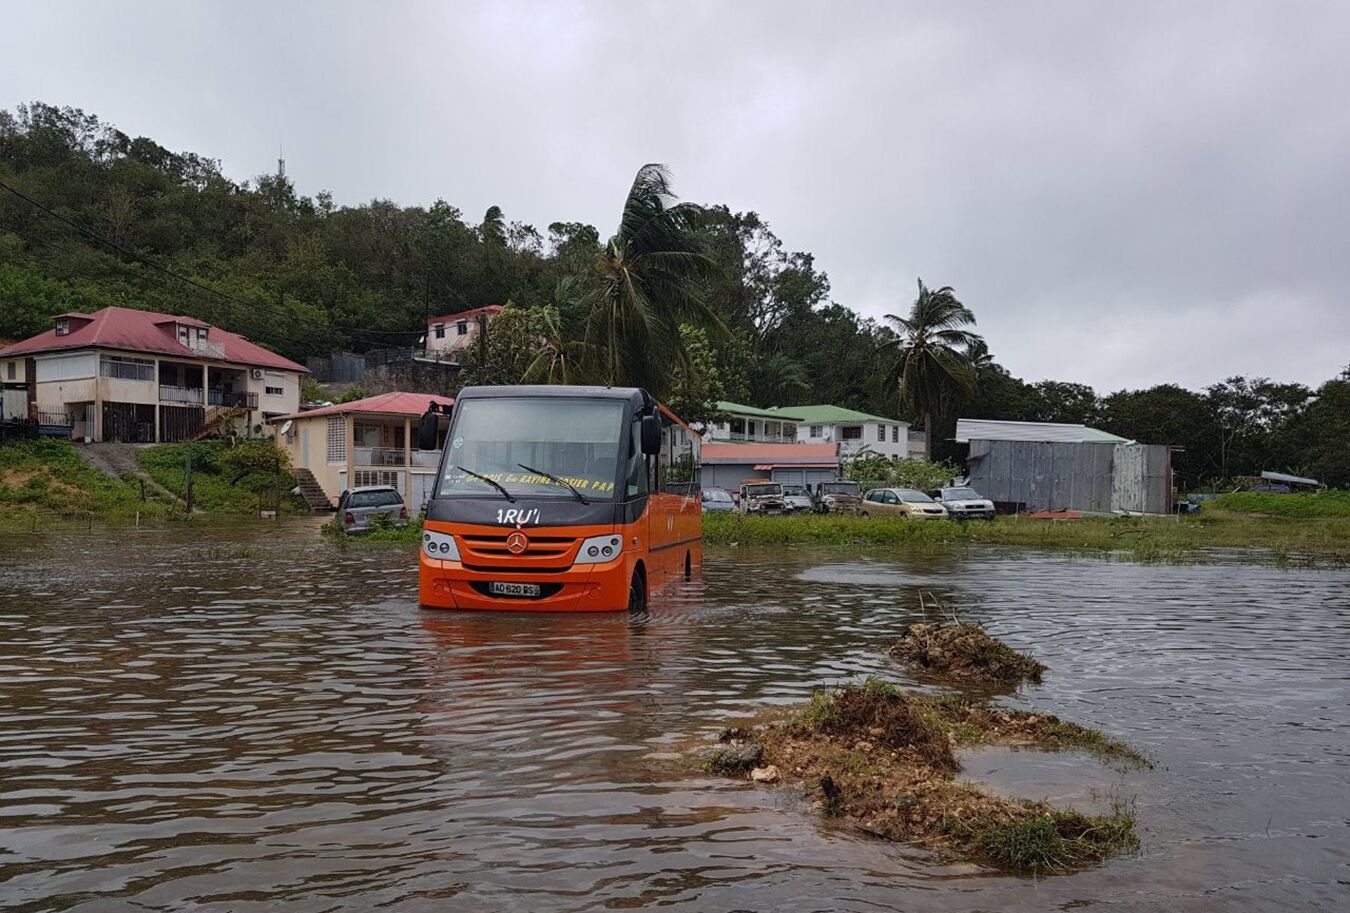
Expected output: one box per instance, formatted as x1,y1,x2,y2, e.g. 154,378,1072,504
207,390,257,409
159,384,204,404
354,447,444,468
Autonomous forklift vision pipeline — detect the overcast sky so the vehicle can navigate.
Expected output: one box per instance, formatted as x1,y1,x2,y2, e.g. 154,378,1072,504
5,1,1347,392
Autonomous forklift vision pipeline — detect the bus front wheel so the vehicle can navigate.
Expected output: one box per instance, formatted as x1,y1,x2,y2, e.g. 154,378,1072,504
627,568,647,612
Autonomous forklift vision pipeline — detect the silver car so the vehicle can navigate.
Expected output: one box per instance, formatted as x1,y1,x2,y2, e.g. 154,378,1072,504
933,485,996,520
337,485,408,533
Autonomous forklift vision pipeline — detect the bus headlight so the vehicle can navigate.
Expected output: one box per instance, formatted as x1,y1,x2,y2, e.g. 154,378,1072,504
423,530,460,561
575,534,623,564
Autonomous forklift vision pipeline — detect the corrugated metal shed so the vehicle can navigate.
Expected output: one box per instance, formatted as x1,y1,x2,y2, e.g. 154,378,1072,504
968,439,1171,514
955,419,1132,444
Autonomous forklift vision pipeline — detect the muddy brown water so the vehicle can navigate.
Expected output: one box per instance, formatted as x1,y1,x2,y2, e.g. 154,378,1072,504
0,520,1346,912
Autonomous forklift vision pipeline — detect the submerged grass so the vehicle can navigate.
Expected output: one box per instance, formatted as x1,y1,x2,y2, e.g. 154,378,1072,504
702,508,1350,565
705,679,1146,874
0,438,175,524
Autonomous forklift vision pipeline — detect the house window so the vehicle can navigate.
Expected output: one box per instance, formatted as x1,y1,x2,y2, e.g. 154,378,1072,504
354,469,400,488
196,327,208,342
809,425,821,438
876,424,885,441
434,323,445,339
748,421,757,437
5,362,14,380
891,425,899,443
54,319,70,336
457,321,468,336
729,418,745,436
841,425,862,441
99,355,155,381
178,326,190,346
265,386,284,396
326,417,346,463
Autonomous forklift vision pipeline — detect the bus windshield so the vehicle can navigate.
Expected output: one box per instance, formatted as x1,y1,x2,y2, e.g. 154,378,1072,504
437,397,626,501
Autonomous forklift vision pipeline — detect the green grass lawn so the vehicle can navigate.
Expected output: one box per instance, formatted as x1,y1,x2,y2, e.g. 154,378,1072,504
137,442,304,515
0,438,174,525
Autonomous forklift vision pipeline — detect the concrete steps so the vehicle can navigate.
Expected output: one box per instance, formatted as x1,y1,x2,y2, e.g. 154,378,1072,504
292,467,334,512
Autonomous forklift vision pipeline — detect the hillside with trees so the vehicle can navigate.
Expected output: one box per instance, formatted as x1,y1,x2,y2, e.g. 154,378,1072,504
1,102,1345,487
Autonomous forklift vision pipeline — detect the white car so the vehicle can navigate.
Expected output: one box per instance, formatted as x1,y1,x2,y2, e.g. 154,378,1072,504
933,485,996,520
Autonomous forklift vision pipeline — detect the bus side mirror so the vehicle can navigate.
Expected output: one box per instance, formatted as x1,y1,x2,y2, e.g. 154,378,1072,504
416,409,440,450
640,415,661,455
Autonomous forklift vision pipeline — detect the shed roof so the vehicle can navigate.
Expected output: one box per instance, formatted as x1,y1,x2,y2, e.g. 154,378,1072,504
277,391,454,422
765,404,900,425
0,306,308,373
955,418,1131,444
701,442,839,465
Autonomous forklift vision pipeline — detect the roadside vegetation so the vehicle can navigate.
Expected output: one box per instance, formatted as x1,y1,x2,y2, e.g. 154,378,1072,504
702,504,1350,565
890,621,1046,688
703,678,1144,875
0,438,174,525
0,438,302,528
138,441,303,515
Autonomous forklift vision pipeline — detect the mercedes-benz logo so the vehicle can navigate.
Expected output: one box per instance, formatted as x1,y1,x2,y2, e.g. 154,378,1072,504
506,531,529,555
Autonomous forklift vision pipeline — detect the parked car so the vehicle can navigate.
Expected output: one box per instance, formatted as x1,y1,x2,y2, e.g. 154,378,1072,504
337,485,408,533
739,481,788,514
932,485,996,520
701,487,737,513
781,484,815,512
814,480,862,514
858,487,949,520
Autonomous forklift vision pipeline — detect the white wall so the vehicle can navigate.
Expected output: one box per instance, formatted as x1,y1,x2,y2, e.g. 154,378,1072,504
796,421,911,460
34,352,96,382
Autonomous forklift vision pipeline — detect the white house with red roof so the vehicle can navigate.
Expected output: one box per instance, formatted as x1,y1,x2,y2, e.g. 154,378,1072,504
0,306,308,443
423,305,503,361
272,391,454,509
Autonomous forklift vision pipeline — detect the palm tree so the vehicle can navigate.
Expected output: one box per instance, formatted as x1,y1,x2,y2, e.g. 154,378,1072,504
523,279,594,385
754,353,810,404
587,164,722,397
883,279,983,459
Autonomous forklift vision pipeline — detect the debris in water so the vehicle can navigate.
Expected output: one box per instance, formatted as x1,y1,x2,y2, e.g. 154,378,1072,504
889,621,1046,687
703,679,1143,875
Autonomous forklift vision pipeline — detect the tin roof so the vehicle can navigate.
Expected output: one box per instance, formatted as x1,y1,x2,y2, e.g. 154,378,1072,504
765,404,901,425
426,305,505,324
277,391,454,421
955,418,1131,444
715,401,805,421
0,306,308,373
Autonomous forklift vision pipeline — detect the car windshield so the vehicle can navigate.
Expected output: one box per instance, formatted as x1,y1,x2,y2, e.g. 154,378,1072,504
896,489,935,503
704,489,733,503
942,487,982,500
783,487,807,496
820,483,858,495
350,490,401,507
436,397,625,500
745,485,780,496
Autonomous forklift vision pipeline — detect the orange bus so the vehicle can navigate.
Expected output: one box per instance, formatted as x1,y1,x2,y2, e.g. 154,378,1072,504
416,385,702,612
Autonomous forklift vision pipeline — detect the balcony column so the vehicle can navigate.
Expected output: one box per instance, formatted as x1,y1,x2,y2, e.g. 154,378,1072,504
203,364,210,411
345,415,355,493
153,358,161,442
403,417,412,502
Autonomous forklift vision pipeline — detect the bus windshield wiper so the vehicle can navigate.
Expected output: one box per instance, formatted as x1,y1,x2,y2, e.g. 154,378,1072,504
517,463,590,504
456,465,516,502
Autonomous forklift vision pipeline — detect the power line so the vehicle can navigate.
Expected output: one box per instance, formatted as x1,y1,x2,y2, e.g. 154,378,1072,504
0,177,422,349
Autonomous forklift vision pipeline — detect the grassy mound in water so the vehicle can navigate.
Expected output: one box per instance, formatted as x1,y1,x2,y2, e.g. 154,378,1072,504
708,679,1144,875
889,622,1046,687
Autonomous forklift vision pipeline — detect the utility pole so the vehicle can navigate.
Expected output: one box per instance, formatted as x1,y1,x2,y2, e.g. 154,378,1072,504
185,451,194,515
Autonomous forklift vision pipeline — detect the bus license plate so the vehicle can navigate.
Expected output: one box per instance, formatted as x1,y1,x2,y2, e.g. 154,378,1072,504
489,581,540,598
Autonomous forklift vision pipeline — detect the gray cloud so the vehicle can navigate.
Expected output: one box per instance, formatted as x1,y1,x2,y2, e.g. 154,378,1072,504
4,0,1346,391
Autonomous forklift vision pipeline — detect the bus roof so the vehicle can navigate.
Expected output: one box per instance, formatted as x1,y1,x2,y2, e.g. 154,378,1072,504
454,384,648,403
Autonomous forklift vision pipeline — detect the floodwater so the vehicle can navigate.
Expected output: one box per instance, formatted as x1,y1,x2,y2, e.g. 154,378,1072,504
0,521,1346,912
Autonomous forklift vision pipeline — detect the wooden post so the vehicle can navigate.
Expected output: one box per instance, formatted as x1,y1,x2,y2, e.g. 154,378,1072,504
185,450,194,515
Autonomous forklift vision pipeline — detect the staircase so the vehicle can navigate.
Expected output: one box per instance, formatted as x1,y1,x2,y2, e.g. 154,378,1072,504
293,467,334,511
188,405,244,442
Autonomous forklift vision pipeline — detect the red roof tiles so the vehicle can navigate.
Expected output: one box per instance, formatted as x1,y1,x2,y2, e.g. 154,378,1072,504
426,305,504,325
0,307,308,373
